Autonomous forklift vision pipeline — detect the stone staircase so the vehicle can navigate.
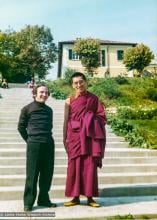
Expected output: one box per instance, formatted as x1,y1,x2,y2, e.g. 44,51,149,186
0,87,157,202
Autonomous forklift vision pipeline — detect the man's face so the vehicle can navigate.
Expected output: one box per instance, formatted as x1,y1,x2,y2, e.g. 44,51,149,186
72,76,87,94
35,86,49,103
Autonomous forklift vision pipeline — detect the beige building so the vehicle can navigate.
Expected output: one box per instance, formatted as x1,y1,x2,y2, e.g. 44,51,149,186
57,40,137,78
145,59,157,76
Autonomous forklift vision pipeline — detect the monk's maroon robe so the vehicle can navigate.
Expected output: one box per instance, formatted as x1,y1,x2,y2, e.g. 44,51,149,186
65,91,106,197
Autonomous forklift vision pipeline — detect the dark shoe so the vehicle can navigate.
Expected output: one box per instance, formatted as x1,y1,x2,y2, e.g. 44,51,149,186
37,201,57,208
24,206,32,212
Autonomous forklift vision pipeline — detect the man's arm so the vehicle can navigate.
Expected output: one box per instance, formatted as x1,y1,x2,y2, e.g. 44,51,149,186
18,107,28,142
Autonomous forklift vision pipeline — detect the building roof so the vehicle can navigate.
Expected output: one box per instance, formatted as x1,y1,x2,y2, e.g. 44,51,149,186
58,39,137,46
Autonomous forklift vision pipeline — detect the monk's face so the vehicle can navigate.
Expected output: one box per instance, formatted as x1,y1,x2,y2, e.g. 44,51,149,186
72,76,87,94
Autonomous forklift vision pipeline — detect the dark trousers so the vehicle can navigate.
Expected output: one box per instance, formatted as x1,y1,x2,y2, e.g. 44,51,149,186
24,140,54,207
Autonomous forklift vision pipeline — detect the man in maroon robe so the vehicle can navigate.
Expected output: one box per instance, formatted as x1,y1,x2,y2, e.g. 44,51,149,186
63,72,106,207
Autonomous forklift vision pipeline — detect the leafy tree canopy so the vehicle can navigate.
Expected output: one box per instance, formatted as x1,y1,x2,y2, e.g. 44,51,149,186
73,38,101,76
0,31,15,78
0,25,57,82
123,43,154,76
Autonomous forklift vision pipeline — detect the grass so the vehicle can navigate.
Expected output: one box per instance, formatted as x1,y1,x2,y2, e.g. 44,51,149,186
130,119,157,149
107,214,153,219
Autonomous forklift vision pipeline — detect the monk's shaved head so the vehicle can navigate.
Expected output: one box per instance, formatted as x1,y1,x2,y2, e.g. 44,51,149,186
70,72,87,84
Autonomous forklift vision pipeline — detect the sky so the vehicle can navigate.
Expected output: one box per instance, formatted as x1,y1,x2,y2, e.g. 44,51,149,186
0,0,157,79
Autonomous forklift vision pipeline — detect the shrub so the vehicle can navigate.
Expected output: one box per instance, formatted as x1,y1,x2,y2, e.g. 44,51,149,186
63,68,75,84
146,88,157,101
91,78,122,99
117,107,157,120
153,79,157,88
47,79,73,99
107,114,149,148
51,90,67,99
114,76,129,85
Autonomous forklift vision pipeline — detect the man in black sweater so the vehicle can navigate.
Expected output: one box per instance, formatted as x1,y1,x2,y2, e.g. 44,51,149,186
18,84,56,211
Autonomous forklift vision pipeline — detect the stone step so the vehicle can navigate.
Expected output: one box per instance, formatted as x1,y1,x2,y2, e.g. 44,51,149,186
0,165,67,175
0,124,113,133
0,115,65,120
0,111,64,116
0,106,64,109
0,148,157,157
0,107,63,109
0,131,118,138
0,122,65,127
0,142,130,148
0,183,157,200
0,129,64,135
0,101,65,104
0,172,157,187
0,108,64,112
0,101,64,104
0,116,64,121
0,120,110,126
0,124,111,130
0,157,157,165
0,135,124,142
1,164,157,175
0,112,63,116
0,131,118,139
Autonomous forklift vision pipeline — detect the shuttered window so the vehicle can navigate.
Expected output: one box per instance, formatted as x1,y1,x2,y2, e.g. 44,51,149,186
117,50,124,60
68,49,79,60
69,49,72,60
101,50,106,66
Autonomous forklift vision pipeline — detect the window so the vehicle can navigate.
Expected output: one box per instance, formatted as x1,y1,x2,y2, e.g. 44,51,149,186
69,49,72,60
68,49,79,60
101,50,106,66
117,50,124,60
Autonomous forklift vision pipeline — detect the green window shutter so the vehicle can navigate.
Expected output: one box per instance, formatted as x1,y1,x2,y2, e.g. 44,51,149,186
117,50,124,60
69,49,72,60
101,50,106,66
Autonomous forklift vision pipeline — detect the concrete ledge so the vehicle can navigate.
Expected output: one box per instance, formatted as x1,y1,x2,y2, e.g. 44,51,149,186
99,183,157,197
0,196,157,220
0,183,157,200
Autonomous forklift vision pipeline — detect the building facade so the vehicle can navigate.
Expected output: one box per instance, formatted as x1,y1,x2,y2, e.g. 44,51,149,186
57,40,137,78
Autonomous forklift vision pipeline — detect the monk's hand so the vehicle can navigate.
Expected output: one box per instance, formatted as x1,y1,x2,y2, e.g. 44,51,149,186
64,147,68,154
63,139,68,153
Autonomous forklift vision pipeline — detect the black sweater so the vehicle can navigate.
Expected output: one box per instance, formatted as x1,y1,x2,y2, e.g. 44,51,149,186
18,101,53,143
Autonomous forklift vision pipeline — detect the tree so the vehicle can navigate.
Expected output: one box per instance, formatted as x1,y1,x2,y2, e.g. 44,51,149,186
123,43,154,76
12,25,57,80
0,31,15,80
73,38,101,76
0,26,57,82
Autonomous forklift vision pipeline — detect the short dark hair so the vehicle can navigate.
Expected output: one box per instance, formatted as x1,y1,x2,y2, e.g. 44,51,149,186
70,72,87,84
32,84,50,98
